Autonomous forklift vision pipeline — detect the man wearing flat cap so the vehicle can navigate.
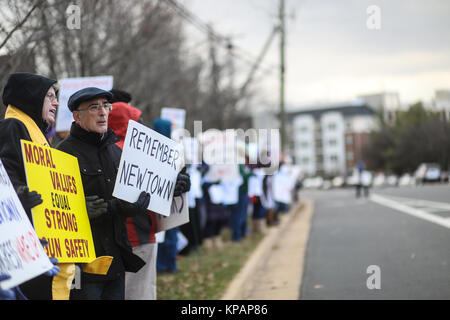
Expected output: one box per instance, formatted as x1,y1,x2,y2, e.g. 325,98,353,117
56,87,151,300
57,87,190,300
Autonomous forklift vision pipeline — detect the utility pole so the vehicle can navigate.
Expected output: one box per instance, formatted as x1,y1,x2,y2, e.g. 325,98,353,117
208,25,221,129
238,26,279,101
279,0,286,154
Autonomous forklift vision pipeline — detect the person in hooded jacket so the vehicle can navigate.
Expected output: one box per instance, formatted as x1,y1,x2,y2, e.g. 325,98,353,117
0,72,60,299
0,72,58,212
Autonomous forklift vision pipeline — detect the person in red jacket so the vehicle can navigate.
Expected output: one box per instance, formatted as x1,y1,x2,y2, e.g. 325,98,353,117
108,89,158,300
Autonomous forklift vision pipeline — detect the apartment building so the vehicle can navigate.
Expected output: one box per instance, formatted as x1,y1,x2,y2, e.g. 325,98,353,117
289,101,376,177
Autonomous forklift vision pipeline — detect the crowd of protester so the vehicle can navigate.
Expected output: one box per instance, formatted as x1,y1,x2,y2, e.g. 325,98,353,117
0,72,300,300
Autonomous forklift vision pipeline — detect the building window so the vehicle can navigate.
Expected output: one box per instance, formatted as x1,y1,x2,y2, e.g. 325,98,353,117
301,141,309,148
328,123,337,131
329,139,337,146
346,152,354,161
330,155,338,162
298,126,308,133
346,136,353,145
346,122,352,130
302,157,309,165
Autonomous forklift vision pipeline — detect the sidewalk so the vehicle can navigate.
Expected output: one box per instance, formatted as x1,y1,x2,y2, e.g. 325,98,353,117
221,199,314,300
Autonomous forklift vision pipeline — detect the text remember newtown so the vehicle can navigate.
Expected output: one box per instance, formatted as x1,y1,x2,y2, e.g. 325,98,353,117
118,127,181,201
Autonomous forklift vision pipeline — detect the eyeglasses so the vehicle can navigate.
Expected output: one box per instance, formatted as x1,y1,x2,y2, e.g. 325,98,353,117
45,92,58,102
77,102,113,113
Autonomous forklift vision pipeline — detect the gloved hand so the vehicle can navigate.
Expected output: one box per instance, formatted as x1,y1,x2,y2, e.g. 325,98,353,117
38,239,60,277
107,191,150,217
174,167,191,197
85,195,108,220
16,186,43,210
132,191,151,214
44,257,60,277
0,274,16,300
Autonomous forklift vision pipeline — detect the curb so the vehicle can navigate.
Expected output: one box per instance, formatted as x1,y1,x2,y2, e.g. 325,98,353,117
221,200,308,300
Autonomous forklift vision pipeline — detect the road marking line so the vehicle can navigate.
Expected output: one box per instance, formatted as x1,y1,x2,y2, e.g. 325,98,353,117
370,193,450,230
377,194,450,211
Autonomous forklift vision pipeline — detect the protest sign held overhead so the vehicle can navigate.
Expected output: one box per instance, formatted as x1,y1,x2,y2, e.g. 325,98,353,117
0,160,54,290
161,107,186,141
55,76,113,132
20,140,96,263
113,120,185,216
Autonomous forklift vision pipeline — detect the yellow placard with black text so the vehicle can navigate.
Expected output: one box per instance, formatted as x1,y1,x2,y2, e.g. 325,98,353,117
21,140,96,263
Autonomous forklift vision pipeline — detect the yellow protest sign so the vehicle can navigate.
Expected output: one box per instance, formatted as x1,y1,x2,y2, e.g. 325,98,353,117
21,140,96,263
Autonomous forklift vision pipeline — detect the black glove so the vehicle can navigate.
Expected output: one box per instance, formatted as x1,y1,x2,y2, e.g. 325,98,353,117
133,191,151,213
85,195,108,220
107,191,150,217
174,167,191,197
16,186,43,210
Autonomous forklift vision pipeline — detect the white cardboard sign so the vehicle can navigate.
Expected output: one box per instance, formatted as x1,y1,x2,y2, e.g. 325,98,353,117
0,160,53,290
55,76,113,132
112,120,184,217
154,194,189,233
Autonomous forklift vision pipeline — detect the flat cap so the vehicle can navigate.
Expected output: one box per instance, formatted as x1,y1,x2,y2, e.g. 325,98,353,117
68,87,113,111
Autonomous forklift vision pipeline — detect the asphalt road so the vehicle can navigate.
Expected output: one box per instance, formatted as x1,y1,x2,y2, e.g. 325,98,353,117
299,184,450,300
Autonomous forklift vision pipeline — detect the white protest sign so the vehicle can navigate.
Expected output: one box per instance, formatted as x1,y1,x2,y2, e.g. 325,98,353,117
183,137,200,165
221,179,241,205
113,120,184,216
55,76,114,132
176,231,188,253
200,130,241,182
0,160,54,290
272,166,295,204
208,185,224,204
248,176,263,197
154,194,189,233
161,107,186,141
155,231,165,243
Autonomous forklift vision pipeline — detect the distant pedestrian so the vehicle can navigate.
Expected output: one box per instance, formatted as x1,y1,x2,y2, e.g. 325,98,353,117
230,163,254,242
154,118,191,274
360,170,372,197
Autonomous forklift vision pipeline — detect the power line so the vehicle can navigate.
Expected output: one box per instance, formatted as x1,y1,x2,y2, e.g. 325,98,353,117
163,0,278,73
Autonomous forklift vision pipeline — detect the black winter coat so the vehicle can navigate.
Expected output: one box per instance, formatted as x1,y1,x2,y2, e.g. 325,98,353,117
57,122,145,281
0,73,55,191
0,73,56,299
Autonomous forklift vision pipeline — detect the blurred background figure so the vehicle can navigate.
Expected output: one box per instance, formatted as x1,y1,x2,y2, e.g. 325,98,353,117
179,164,203,256
154,118,179,274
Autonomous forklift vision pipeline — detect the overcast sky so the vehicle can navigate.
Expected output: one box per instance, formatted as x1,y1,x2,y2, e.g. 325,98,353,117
185,0,450,109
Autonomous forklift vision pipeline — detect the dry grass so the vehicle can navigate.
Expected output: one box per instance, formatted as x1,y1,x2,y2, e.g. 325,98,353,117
156,229,264,300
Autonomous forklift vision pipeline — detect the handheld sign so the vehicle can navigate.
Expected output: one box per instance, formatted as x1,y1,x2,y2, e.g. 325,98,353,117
161,107,186,140
113,120,184,216
154,193,189,233
55,76,113,132
21,140,96,263
272,165,296,205
0,159,54,290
